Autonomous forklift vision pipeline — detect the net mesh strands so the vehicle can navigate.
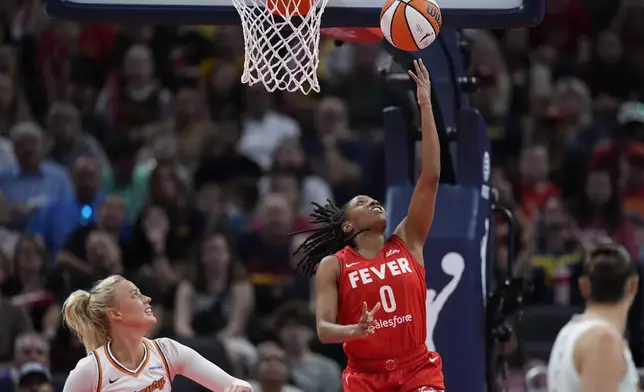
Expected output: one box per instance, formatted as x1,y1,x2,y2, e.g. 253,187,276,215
232,0,330,94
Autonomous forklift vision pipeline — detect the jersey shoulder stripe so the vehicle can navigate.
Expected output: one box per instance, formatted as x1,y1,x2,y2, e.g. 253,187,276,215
150,339,172,381
91,351,103,392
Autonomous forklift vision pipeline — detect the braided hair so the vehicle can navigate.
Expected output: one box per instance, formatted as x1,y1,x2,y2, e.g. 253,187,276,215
290,200,364,278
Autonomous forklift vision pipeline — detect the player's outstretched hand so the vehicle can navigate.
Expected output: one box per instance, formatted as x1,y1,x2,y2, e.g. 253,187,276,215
408,58,431,108
224,379,253,392
352,301,381,338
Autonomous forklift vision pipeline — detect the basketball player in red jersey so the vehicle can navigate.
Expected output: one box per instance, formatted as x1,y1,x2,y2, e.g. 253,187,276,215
291,59,443,392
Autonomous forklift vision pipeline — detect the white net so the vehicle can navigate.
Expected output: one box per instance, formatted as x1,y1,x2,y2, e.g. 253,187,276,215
232,0,330,94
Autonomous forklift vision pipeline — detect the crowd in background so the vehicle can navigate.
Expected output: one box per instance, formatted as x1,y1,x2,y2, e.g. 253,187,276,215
0,0,642,391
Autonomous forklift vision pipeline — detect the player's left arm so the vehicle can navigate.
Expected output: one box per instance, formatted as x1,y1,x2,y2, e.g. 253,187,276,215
157,337,253,391
393,59,440,264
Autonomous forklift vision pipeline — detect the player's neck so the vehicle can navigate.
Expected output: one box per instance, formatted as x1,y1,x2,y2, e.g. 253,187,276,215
584,303,629,334
354,231,385,259
109,332,147,369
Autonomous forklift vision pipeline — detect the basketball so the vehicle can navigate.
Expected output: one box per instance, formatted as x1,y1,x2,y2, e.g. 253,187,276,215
380,0,442,52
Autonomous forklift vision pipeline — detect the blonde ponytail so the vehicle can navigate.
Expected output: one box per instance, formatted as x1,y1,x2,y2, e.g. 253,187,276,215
62,275,124,353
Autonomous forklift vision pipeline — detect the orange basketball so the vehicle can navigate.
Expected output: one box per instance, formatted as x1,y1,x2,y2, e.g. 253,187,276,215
380,0,442,52
268,0,312,17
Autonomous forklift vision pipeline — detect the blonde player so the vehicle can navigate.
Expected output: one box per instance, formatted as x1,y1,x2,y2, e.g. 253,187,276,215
61,275,253,392
547,244,640,392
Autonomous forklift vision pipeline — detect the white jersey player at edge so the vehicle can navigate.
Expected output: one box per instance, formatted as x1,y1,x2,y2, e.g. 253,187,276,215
61,275,253,392
547,244,641,392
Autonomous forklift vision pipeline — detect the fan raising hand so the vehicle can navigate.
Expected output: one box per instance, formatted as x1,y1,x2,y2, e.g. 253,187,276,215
351,301,381,338
408,58,432,108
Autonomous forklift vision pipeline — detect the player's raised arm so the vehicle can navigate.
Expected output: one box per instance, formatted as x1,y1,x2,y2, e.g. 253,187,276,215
577,328,626,392
393,59,440,262
315,255,379,343
158,338,253,392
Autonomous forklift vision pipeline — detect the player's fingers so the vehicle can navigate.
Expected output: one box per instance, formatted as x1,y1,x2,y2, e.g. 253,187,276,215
359,302,367,322
408,70,420,84
419,58,427,74
414,59,421,76
419,58,430,80
369,302,381,316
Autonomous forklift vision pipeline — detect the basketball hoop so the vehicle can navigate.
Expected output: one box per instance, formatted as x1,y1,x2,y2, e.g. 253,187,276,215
232,0,331,94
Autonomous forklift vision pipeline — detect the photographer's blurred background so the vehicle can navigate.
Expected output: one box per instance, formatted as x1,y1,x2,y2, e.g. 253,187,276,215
0,0,642,391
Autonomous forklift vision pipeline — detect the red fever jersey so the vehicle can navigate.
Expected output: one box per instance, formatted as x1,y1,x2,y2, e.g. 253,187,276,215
336,235,428,360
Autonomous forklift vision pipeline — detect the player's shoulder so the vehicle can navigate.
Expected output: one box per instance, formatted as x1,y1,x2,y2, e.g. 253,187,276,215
575,324,624,363
387,234,410,252
580,326,623,350
150,337,180,356
68,353,100,382
315,255,340,279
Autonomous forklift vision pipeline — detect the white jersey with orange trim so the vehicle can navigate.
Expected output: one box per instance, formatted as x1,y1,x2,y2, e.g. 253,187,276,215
63,338,252,392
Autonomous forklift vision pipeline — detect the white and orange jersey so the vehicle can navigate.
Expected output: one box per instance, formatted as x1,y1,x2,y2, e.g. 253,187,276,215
63,338,253,392
94,338,171,392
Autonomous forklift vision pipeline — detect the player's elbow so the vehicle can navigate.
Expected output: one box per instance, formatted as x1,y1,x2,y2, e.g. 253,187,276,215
316,320,338,344
316,322,331,343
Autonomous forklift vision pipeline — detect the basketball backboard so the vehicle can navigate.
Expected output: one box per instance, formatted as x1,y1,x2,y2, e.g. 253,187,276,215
46,0,544,29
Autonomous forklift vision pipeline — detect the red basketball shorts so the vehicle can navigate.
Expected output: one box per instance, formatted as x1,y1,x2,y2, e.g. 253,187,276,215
343,347,445,392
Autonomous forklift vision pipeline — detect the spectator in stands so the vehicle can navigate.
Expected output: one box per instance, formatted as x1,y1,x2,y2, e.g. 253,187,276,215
16,362,53,392
238,193,308,317
585,30,638,107
2,235,53,331
0,190,20,259
174,231,253,338
0,333,50,392
530,197,581,304
101,137,148,219
573,166,638,256
518,145,559,222
55,195,128,275
615,0,644,84
0,293,33,360
549,78,600,154
273,302,341,392
195,182,244,238
264,170,305,218
264,138,334,216
238,85,300,171
135,132,192,190
0,123,73,231
130,164,204,273
0,74,32,138
310,97,368,204
0,132,15,170
193,118,263,219
95,44,172,138
129,205,181,309
28,156,105,255
174,231,256,368
623,142,644,219
202,60,243,121
151,87,215,171
250,341,304,392
45,102,108,172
